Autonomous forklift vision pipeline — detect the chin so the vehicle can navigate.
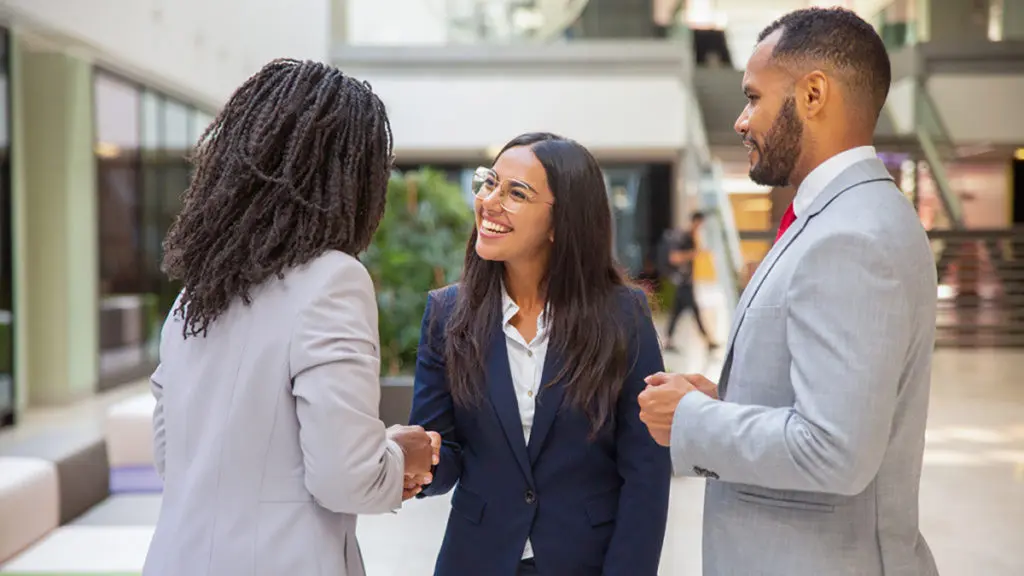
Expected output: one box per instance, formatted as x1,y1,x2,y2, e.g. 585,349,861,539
474,239,505,262
749,165,788,188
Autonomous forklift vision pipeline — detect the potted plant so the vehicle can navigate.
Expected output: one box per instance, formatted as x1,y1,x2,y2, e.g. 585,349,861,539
362,168,475,424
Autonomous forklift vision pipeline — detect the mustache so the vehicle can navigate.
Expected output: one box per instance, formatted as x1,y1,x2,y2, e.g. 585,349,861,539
742,136,759,151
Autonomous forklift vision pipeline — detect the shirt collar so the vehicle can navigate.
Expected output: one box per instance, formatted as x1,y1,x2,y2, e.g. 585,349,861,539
500,281,548,332
793,146,878,218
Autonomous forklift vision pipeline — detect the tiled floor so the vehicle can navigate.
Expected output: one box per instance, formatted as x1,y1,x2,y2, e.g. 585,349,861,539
3,286,1023,575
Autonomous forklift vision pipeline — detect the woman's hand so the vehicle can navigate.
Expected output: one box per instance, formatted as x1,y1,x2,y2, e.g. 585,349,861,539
402,431,441,500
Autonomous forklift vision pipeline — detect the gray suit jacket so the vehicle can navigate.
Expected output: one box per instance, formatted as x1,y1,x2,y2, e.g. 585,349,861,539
670,159,940,575
143,251,404,576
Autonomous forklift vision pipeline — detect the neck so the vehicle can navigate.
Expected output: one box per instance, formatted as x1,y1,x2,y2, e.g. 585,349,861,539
789,128,873,190
503,257,547,313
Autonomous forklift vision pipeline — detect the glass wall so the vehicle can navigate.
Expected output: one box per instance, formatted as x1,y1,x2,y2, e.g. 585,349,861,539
0,28,12,427
94,71,210,388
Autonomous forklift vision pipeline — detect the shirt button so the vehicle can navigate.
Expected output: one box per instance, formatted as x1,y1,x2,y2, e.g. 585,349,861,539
524,489,536,504
527,390,534,398
527,350,533,357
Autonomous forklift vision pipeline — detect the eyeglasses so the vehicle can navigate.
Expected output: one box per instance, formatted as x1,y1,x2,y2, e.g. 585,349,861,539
471,167,551,214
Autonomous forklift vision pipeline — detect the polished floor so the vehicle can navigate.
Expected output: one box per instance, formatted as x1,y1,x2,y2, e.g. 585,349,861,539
2,286,1023,575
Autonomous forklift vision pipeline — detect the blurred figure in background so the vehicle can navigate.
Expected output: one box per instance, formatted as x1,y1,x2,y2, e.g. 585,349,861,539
658,211,719,351
144,59,438,576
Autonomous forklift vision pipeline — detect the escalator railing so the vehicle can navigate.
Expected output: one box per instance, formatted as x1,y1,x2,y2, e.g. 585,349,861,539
699,162,744,312
678,55,744,310
913,78,963,228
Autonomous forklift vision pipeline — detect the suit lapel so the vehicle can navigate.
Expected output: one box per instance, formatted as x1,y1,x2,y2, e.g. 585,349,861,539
718,159,894,399
527,346,566,464
486,330,535,485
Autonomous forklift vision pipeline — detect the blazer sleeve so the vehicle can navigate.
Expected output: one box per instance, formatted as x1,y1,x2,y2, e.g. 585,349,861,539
289,257,404,514
604,290,673,576
408,290,463,497
151,365,166,481
150,303,177,482
670,232,910,495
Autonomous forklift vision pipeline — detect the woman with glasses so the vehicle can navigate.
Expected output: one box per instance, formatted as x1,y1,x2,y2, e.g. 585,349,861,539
408,133,671,576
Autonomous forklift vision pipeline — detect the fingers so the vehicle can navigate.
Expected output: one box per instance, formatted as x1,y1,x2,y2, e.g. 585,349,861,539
404,472,432,487
402,472,431,500
427,431,442,465
644,372,671,386
683,373,709,386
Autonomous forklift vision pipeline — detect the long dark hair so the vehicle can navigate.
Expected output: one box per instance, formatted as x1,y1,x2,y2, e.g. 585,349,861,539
442,132,635,435
162,59,393,337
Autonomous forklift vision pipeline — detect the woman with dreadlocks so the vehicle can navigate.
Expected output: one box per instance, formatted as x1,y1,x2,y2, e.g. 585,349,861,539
142,59,439,576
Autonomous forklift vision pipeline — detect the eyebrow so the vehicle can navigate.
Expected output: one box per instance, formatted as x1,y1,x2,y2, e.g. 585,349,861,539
490,169,539,195
507,178,538,194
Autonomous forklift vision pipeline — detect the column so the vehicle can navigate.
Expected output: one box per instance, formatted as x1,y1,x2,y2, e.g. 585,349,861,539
1001,0,1024,40
331,0,348,44
13,35,99,407
920,0,990,42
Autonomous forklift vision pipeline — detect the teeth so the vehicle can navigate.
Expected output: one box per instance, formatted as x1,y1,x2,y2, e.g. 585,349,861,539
482,220,511,234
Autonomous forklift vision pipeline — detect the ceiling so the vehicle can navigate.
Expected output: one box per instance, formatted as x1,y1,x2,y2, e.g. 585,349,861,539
688,1,881,68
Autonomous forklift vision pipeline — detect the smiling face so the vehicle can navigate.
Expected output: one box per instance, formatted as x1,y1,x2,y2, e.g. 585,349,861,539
734,33,805,187
474,145,555,264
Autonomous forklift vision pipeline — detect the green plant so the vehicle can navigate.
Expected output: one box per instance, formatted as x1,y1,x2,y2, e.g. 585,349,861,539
362,168,475,375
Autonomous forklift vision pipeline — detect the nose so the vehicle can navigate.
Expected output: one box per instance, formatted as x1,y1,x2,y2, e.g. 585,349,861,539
480,185,504,213
734,108,749,137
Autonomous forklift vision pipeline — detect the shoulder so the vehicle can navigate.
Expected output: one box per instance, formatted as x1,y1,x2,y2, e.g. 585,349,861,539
612,284,654,323
285,252,376,326
815,184,927,260
292,251,373,295
427,283,460,310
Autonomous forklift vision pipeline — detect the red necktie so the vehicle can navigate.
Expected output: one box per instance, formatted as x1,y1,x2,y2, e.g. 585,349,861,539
776,203,796,242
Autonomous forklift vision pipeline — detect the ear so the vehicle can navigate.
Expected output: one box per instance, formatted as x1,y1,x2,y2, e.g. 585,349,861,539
799,71,829,119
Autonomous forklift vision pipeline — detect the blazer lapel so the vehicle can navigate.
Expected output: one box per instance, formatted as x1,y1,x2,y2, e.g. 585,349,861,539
527,346,566,465
718,158,895,399
486,330,535,485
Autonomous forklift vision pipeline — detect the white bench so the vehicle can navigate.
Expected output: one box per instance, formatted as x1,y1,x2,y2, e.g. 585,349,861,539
0,457,59,563
104,394,161,493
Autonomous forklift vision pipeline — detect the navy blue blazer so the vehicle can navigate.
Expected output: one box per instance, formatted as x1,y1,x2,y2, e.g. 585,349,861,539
409,284,672,576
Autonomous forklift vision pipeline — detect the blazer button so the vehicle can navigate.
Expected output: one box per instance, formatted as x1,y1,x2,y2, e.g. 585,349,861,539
524,489,536,504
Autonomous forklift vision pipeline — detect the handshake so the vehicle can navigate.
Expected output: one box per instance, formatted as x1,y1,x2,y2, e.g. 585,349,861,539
387,425,442,500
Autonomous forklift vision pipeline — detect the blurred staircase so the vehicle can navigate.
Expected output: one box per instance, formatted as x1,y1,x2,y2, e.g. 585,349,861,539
932,228,1024,347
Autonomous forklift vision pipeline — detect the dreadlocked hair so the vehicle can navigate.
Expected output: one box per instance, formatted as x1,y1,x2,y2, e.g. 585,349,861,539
161,58,394,338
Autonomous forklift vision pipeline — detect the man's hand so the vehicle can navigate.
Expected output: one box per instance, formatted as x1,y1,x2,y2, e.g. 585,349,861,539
638,372,698,446
402,472,431,500
684,373,719,400
387,425,441,477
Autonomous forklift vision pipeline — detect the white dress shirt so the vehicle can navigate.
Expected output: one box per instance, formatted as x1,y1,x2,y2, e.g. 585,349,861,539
793,146,878,218
500,283,549,560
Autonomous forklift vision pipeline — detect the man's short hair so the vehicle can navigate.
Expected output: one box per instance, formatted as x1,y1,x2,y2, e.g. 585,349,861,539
757,7,891,120
691,211,705,222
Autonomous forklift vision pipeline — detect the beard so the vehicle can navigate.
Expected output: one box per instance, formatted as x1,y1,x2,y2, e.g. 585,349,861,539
747,97,803,187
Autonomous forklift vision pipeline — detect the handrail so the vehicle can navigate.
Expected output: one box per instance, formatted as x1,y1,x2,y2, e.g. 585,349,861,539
913,77,964,228
535,0,592,40
916,127,963,227
677,37,743,309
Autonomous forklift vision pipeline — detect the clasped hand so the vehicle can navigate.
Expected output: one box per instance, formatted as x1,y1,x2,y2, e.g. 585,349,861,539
386,425,442,500
638,372,718,446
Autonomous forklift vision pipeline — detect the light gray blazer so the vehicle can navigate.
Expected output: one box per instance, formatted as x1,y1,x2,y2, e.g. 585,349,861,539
671,158,940,575
143,251,404,576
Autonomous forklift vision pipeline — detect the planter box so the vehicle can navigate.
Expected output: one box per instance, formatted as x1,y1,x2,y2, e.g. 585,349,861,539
380,376,415,427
